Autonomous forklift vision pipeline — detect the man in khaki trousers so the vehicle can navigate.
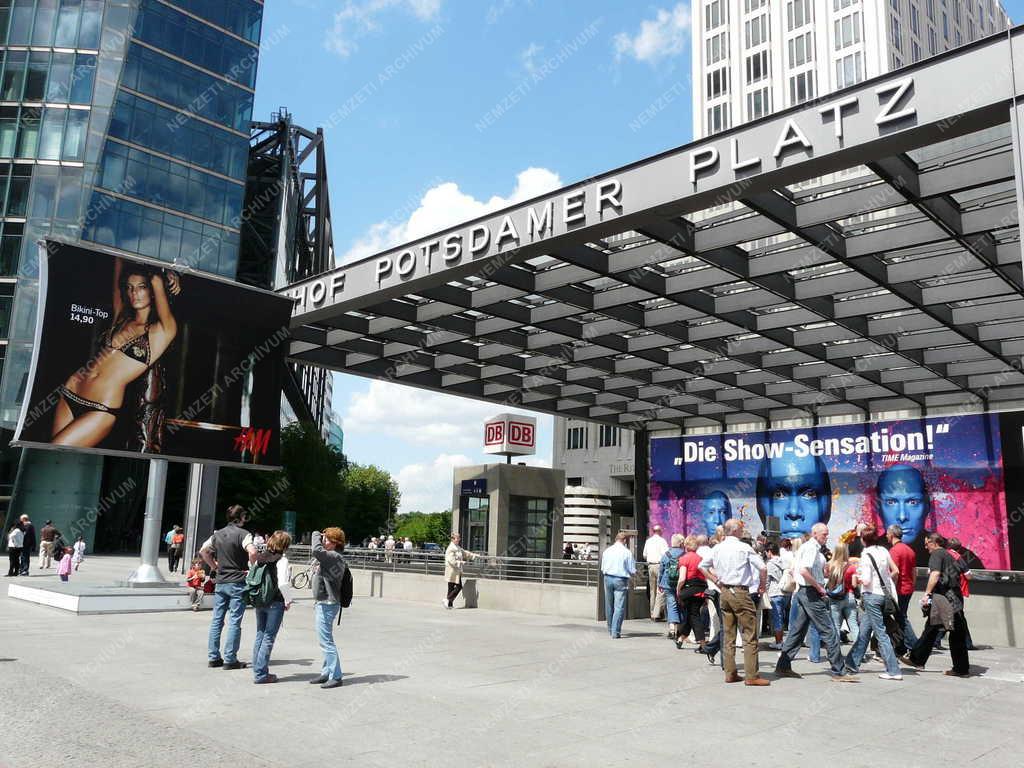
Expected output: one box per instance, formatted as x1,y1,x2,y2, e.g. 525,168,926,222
642,525,669,621
699,519,769,686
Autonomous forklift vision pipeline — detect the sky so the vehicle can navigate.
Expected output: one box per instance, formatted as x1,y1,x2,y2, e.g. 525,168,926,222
252,0,1023,514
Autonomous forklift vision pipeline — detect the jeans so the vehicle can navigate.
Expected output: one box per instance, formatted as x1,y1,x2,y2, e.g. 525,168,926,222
603,575,629,638
776,587,844,676
769,594,790,632
787,595,819,658
208,582,247,663
896,593,918,652
910,609,970,674
830,593,860,646
19,547,30,575
252,602,285,682
845,593,901,676
664,587,681,624
315,602,343,680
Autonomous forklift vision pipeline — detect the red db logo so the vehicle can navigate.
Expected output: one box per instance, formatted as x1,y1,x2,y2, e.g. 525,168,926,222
509,421,534,446
485,422,505,445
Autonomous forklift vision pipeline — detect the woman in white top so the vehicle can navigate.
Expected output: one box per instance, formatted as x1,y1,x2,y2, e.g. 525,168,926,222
251,530,295,684
7,525,24,576
844,525,903,680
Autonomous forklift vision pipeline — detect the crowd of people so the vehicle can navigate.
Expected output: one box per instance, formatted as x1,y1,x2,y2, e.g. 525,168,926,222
602,517,974,685
5,515,85,578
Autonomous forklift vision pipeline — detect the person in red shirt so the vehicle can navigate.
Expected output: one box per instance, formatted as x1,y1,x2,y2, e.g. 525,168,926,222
675,536,707,652
886,524,918,654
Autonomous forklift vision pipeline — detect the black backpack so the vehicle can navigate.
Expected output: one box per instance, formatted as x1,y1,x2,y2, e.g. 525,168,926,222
339,563,353,608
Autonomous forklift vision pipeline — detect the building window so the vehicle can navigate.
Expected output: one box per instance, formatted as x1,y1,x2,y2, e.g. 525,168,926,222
707,102,731,134
705,0,727,30
942,12,949,40
890,0,900,12
789,70,814,105
746,50,769,83
706,67,729,100
835,51,863,88
598,425,620,448
891,17,903,52
928,27,937,54
459,495,489,553
786,0,811,31
891,52,903,69
833,0,856,9
911,40,921,62
788,31,813,68
508,497,552,560
926,0,935,21
834,12,861,50
745,14,769,48
567,477,583,487
744,0,767,12
910,4,920,35
706,31,729,64
746,86,771,120
567,426,588,450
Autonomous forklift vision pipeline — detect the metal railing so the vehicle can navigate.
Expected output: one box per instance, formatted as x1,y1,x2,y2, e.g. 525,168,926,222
286,546,602,587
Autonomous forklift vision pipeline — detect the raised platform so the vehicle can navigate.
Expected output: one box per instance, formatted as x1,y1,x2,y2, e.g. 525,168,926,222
8,582,196,614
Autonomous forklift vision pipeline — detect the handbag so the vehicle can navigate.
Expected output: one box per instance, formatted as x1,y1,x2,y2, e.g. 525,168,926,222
866,552,899,620
779,562,797,594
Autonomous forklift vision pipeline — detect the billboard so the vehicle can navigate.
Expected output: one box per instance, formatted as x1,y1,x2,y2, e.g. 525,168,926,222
12,241,290,468
649,413,1024,570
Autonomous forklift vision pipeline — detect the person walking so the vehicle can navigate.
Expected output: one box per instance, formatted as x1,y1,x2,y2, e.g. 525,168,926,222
39,520,58,569
676,535,708,652
699,519,769,686
843,525,903,680
444,533,477,609
947,538,976,651
6,524,23,577
826,541,859,648
658,534,685,640
775,523,858,682
904,533,971,677
18,515,36,575
887,524,918,655
601,532,636,639
765,542,788,650
71,535,86,571
310,527,348,689
168,525,185,574
642,524,669,622
251,531,294,684
201,504,257,670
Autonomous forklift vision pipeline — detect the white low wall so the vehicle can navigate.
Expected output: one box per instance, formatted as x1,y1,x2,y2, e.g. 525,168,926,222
350,569,597,620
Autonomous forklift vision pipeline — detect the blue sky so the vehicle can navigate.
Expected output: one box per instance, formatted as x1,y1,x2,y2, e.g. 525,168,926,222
252,1,1022,513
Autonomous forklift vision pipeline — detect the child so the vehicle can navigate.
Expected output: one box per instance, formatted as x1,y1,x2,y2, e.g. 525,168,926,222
185,558,207,611
57,547,73,582
72,535,86,571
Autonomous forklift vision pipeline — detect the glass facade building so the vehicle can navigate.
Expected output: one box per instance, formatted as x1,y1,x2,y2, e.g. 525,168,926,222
0,0,264,544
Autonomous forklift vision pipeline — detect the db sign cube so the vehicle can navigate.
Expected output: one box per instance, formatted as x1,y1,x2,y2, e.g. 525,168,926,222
483,413,536,457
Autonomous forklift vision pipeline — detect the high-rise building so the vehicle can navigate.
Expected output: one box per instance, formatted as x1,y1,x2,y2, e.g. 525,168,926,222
554,0,1011,502
692,0,1009,139
0,0,266,548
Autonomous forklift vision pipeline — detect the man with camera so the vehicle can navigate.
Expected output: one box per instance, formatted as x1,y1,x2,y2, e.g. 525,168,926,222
774,523,858,683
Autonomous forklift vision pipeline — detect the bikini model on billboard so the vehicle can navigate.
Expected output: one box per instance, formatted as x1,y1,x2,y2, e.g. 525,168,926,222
52,258,180,448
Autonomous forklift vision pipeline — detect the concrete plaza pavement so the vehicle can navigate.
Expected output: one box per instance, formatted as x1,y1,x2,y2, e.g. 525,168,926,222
2,556,1024,768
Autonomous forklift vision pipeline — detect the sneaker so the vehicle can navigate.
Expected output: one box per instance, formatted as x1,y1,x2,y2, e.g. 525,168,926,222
320,678,343,689
254,674,278,684
900,655,925,670
768,642,782,650
878,673,903,681
208,659,224,668
808,658,825,664
830,674,860,683
309,675,329,685
222,661,248,670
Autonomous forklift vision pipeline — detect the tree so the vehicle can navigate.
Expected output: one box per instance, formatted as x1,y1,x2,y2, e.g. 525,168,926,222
340,463,399,543
395,510,452,544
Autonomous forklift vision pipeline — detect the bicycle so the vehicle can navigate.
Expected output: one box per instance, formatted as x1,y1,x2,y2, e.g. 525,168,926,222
291,556,315,589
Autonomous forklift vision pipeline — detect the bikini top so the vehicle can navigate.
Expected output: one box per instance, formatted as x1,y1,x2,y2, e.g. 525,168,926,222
103,324,152,366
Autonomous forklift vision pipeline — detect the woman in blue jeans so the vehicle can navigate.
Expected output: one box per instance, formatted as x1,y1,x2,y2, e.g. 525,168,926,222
311,527,348,688
844,526,903,680
252,531,294,684
826,541,859,648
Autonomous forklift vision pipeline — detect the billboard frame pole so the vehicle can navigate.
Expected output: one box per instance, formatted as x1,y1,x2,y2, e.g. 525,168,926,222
128,458,168,585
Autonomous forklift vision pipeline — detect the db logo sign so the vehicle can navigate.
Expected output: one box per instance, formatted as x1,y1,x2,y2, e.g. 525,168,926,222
509,421,534,446
485,422,505,445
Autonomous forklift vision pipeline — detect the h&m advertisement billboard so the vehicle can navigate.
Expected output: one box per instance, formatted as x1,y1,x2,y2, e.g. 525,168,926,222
649,412,1024,570
12,241,291,468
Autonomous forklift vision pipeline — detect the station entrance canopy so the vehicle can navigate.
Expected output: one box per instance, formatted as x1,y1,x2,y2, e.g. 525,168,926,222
286,30,1024,431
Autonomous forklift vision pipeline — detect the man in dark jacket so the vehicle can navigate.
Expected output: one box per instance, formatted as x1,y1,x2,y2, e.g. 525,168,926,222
201,505,256,670
19,515,36,576
309,528,347,689
904,532,970,677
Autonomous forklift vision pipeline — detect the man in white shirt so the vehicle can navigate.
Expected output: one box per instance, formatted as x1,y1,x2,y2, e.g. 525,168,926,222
601,532,636,639
774,523,857,682
699,519,770,686
642,525,669,621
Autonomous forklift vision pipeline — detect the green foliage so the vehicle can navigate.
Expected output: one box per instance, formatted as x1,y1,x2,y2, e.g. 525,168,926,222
340,462,400,543
394,510,451,545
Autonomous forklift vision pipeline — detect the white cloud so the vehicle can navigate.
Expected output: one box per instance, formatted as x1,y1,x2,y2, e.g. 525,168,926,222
396,453,472,513
339,166,562,264
325,0,442,57
520,42,543,76
613,3,691,64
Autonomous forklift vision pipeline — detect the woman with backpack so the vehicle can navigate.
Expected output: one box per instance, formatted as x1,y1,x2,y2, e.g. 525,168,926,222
250,530,294,684
310,527,349,689
658,534,686,641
